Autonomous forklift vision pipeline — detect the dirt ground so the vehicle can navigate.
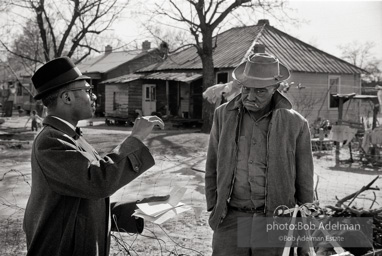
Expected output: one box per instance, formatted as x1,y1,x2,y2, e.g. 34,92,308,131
1,116,382,256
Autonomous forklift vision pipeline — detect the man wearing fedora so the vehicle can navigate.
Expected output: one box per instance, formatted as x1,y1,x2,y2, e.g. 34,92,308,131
23,56,165,256
205,53,314,255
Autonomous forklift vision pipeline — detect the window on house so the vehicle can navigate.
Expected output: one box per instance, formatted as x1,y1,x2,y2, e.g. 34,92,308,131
144,85,156,101
113,91,129,112
328,76,341,108
216,72,228,84
145,87,150,100
151,87,156,101
113,92,117,110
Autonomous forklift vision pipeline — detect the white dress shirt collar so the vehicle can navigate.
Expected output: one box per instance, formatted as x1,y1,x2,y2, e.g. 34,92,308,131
51,116,76,131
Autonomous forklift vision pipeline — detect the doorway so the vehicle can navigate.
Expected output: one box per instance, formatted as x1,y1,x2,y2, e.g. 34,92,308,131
142,84,156,115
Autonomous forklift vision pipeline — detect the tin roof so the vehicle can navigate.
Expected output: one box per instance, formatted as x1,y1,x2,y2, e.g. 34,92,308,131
138,24,365,75
101,72,202,84
100,74,144,84
332,93,378,104
77,49,158,74
144,72,202,83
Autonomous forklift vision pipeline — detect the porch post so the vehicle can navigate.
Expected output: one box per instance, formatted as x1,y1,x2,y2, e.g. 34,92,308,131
335,97,344,165
166,80,170,115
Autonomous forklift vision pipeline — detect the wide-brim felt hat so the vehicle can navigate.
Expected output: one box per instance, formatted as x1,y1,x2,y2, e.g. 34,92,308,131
32,56,90,100
232,53,290,88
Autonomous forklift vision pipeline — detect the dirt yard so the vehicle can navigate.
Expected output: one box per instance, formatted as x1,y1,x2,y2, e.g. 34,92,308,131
1,116,381,256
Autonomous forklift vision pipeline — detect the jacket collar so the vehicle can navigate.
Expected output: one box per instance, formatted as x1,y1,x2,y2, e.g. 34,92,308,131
227,90,292,111
43,115,79,139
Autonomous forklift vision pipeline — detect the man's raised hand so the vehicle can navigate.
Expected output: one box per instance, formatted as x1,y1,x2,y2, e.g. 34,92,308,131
131,116,164,141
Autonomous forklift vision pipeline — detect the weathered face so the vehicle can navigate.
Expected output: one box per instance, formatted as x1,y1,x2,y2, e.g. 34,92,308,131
240,84,278,112
62,80,97,120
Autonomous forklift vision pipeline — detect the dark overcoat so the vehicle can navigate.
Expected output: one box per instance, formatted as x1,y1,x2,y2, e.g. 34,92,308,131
23,116,154,255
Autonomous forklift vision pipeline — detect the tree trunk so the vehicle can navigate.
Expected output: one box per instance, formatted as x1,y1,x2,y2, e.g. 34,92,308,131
201,56,215,133
200,31,216,133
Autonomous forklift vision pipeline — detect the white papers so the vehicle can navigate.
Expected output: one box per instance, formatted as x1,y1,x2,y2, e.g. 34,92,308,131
137,201,185,217
132,186,191,224
133,204,192,225
168,186,187,206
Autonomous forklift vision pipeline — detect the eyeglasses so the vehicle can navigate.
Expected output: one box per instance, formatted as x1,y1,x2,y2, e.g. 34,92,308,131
62,87,93,97
69,88,93,96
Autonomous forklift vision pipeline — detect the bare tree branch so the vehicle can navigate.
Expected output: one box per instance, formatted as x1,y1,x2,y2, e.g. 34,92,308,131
338,41,381,81
210,0,251,30
56,0,81,57
0,40,43,64
141,0,290,131
2,0,128,63
74,43,98,64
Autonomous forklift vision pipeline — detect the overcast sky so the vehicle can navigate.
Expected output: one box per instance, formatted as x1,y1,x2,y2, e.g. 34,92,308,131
112,0,382,63
1,0,380,65
282,0,382,59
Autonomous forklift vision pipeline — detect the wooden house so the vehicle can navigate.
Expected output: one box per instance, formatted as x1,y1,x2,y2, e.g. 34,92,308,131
102,19,365,125
0,64,36,116
77,41,166,116
101,72,203,125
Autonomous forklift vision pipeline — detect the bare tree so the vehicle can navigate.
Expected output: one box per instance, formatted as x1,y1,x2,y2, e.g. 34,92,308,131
4,19,43,75
0,1,10,12
142,24,195,54
283,86,324,119
338,41,382,82
141,0,289,132
0,0,129,65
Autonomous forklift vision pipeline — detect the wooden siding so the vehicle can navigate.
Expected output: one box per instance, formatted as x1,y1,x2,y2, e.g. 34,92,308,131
283,72,362,125
153,80,167,116
190,79,203,119
168,81,179,116
127,81,143,117
179,84,190,116
104,80,143,118
105,84,129,114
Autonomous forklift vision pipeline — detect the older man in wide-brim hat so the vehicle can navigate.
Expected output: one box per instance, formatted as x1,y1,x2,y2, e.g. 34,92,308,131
205,53,314,255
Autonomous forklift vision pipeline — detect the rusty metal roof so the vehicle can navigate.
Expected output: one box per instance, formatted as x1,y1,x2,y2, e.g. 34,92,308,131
144,72,202,83
333,93,379,104
138,24,364,75
257,27,365,74
100,74,144,84
100,72,202,84
77,49,158,74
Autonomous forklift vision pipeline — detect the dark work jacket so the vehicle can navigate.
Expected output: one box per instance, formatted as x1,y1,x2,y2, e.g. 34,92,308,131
205,91,314,230
23,116,155,256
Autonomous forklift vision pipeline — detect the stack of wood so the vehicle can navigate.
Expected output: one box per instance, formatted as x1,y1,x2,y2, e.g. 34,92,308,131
308,175,382,256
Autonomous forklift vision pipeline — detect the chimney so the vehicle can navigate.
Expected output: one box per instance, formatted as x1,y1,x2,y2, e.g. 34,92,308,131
105,45,112,55
253,44,265,53
257,19,270,26
142,40,151,51
159,41,169,59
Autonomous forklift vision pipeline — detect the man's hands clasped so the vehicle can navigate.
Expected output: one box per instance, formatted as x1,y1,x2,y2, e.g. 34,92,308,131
131,115,164,141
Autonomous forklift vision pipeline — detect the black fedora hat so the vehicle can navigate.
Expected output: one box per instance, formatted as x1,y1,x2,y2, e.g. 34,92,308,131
32,56,90,100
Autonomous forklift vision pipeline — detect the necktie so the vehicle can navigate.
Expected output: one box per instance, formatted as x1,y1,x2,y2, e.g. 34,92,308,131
76,131,101,161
